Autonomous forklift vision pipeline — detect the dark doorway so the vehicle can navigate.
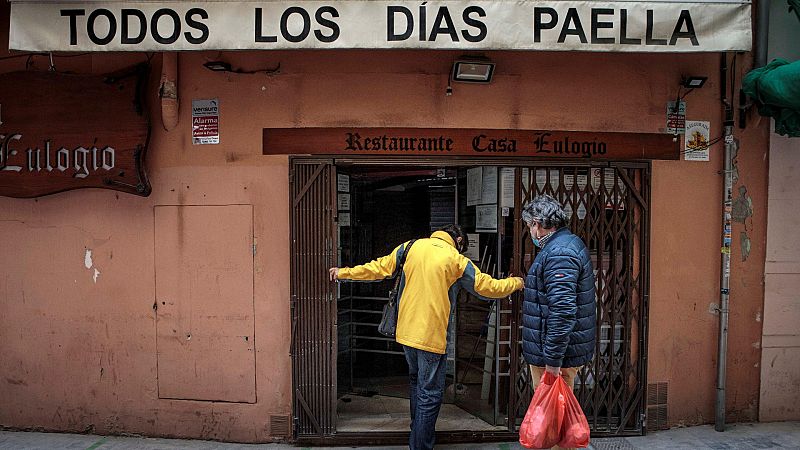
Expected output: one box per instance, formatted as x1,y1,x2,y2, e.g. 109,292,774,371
335,165,507,432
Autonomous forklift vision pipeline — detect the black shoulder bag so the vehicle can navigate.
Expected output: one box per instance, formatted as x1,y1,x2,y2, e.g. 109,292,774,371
377,239,416,338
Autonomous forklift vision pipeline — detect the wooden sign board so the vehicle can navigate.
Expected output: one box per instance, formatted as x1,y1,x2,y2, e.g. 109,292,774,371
263,127,678,160
0,67,151,198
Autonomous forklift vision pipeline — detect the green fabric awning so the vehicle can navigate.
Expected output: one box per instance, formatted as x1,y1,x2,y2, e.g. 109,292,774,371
742,59,800,137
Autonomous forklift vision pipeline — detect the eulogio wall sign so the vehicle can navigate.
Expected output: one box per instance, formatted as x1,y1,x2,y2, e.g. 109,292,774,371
0,67,151,198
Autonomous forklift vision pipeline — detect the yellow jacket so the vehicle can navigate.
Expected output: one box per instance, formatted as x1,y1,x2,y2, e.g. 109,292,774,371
338,230,523,354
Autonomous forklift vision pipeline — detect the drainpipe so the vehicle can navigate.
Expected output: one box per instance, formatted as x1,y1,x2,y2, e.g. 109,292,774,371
160,52,179,131
740,0,769,128
718,0,767,428
753,0,770,69
715,53,735,433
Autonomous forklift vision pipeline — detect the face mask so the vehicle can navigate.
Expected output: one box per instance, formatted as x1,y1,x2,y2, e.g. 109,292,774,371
531,234,542,248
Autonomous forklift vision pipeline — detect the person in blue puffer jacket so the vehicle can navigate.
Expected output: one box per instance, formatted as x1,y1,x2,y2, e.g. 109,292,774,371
521,195,595,450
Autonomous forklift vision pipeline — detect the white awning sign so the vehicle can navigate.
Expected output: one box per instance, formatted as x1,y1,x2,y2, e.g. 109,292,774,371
9,1,752,52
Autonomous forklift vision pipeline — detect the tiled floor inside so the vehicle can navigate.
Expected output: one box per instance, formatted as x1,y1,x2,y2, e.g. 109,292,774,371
337,394,506,432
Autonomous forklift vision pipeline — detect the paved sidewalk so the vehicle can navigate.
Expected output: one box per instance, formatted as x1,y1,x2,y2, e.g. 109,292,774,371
2,422,799,449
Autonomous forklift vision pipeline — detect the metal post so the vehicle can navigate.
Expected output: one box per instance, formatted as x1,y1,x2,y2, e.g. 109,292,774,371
753,0,770,69
715,116,734,432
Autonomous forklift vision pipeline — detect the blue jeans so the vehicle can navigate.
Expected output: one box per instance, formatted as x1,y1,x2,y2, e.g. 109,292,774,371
403,345,447,450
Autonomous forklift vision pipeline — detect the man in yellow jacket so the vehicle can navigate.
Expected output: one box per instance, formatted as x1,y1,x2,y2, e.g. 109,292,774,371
329,224,523,450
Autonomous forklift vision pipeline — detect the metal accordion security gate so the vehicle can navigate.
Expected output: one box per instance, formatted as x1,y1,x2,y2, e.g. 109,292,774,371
289,159,338,437
288,157,651,441
507,162,651,437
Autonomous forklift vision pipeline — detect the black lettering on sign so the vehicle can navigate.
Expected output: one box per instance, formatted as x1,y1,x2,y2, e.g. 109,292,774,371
591,8,614,44
185,8,210,44
419,3,427,41
387,5,487,43
535,133,608,158
256,6,341,44
280,7,311,43
429,7,458,42
62,7,210,46
472,135,518,153
645,10,668,45
88,9,117,45
533,8,557,43
461,6,487,42
534,132,551,153
557,8,587,44
346,133,363,150
535,7,698,47
345,132,453,152
151,9,181,44
61,9,86,45
314,6,340,43
670,10,698,45
255,8,278,42
388,6,413,41
619,9,641,45
121,9,147,44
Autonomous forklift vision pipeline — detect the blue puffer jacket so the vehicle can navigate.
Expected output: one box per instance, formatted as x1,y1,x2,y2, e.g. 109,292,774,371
522,227,596,368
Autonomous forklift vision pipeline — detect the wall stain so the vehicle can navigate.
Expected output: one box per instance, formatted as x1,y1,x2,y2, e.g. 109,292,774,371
731,185,753,223
731,185,753,261
740,231,752,262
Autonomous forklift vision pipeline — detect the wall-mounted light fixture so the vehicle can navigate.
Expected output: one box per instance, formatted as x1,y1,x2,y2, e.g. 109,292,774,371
681,76,708,89
203,61,232,72
202,60,280,75
451,59,495,83
669,74,709,138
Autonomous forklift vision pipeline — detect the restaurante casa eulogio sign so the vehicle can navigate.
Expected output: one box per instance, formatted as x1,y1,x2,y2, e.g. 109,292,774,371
0,67,151,198
263,127,679,160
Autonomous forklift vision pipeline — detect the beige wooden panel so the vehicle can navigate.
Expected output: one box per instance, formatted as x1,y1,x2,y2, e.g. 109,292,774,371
759,347,800,421
763,273,800,337
155,205,255,402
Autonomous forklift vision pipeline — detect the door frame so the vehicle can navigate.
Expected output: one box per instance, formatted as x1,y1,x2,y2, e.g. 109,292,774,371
289,156,652,443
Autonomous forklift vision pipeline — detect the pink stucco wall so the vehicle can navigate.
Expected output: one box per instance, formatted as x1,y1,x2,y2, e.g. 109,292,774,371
0,2,768,440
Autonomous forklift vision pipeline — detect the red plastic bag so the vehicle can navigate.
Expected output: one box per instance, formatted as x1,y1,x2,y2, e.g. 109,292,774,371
557,379,590,448
519,371,565,449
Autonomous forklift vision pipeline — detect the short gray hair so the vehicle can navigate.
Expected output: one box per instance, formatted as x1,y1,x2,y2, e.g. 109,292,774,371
521,195,568,229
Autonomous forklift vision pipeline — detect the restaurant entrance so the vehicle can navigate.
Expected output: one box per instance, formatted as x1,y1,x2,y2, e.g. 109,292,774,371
289,157,651,443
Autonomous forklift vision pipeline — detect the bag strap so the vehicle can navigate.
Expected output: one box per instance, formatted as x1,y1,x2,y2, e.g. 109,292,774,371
391,239,417,288
399,239,416,268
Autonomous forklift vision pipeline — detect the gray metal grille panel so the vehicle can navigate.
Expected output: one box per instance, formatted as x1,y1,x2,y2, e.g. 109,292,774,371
290,160,338,437
508,163,651,437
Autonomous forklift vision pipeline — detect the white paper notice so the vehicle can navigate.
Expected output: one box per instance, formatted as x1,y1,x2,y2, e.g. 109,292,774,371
476,205,498,232
563,174,588,191
337,174,350,192
481,167,498,205
466,167,482,206
500,168,515,208
685,121,711,161
591,168,626,209
338,212,351,227
464,233,480,261
535,169,560,192
337,193,350,211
